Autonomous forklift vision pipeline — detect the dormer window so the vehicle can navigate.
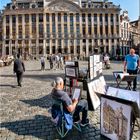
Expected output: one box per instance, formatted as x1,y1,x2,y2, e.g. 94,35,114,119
32,4,36,8
12,5,16,9
30,3,37,9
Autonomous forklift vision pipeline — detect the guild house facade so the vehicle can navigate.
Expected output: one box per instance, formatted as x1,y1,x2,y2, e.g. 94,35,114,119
1,0,121,58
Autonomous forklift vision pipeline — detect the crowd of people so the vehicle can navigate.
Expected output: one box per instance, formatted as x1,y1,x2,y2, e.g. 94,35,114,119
40,54,64,71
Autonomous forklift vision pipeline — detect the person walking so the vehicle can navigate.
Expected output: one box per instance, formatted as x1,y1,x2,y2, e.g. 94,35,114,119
124,48,140,91
40,56,45,70
60,56,64,70
13,54,25,87
103,54,110,69
49,54,53,70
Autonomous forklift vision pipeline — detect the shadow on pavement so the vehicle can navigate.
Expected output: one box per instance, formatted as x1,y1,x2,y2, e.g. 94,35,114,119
0,115,103,140
20,94,52,109
26,69,42,72
0,115,58,139
0,84,17,88
0,73,65,82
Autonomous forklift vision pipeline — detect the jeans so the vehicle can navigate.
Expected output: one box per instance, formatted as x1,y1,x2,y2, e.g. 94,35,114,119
127,69,137,90
73,99,88,123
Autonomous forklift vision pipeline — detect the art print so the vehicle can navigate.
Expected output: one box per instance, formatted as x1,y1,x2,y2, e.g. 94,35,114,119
65,67,77,77
101,97,132,140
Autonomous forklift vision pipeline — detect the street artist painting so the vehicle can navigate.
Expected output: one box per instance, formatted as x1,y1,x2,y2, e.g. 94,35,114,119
101,96,132,140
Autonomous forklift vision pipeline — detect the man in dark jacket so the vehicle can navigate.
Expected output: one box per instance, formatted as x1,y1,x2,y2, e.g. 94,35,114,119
13,54,25,87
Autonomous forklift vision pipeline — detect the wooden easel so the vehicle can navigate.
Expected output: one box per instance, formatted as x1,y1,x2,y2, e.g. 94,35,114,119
122,75,137,90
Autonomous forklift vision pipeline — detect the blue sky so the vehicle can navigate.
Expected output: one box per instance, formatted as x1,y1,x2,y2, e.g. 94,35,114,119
0,0,139,21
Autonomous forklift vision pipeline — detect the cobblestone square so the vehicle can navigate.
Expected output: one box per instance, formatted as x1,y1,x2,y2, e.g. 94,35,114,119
0,60,140,140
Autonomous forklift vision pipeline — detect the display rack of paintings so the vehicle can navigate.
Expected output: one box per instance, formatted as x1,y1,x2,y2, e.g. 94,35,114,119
89,55,103,79
100,95,133,140
87,75,107,110
65,61,79,94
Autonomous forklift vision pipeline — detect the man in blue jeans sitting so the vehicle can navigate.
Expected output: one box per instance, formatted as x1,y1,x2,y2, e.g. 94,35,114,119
51,77,89,127
124,48,140,91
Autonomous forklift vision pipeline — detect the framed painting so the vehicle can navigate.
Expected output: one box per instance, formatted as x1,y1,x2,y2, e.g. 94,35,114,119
100,95,132,140
65,66,78,78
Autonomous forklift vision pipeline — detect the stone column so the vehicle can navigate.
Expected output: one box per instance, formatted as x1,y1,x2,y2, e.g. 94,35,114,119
49,13,52,54
43,13,46,56
29,14,32,39
79,13,83,55
29,40,31,55
55,40,58,54
22,15,25,39
97,13,100,35
113,14,116,35
16,15,18,40
102,13,106,50
50,40,52,54
9,40,12,55
108,14,111,35
22,15,25,57
10,15,12,39
22,40,24,57
61,13,64,53
113,14,117,56
73,14,77,55
68,40,70,54
108,13,111,52
36,14,39,57
97,13,100,47
15,15,18,52
2,41,6,56
9,16,12,55
67,14,70,54
85,14,89,57
55,13,58,53
91,14,94,52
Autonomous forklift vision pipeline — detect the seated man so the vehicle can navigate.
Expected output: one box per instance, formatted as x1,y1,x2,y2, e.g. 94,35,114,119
51,77,89,127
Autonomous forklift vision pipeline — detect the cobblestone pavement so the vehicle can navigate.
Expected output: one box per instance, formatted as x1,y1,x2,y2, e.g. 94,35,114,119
0,60,140,140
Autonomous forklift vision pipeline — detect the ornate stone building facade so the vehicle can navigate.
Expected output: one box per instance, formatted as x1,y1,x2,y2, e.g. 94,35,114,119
1,0,121,58
0,11,2,56
120,10,132,56
130,18,140,55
